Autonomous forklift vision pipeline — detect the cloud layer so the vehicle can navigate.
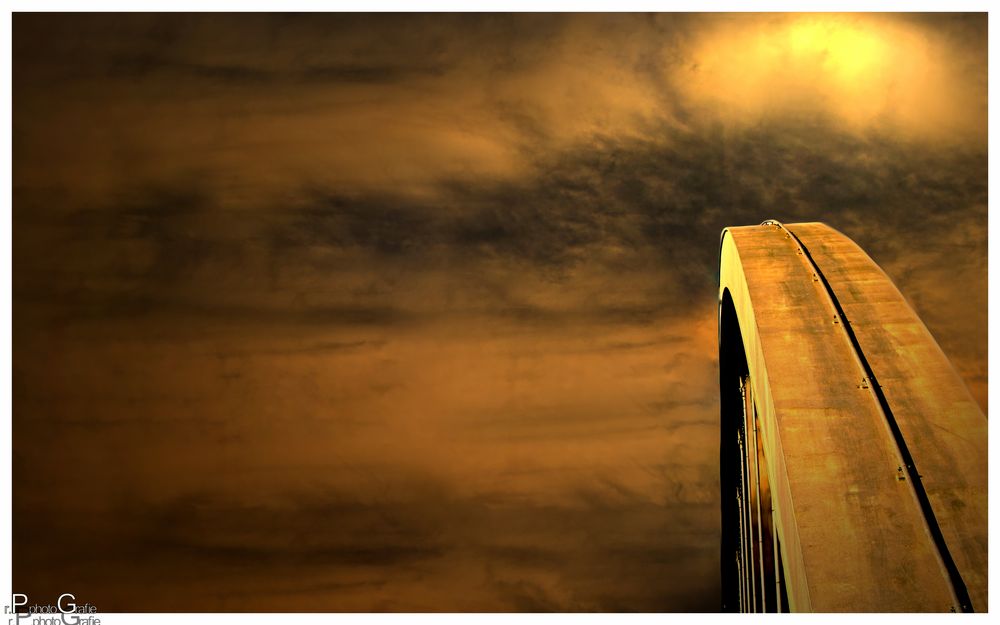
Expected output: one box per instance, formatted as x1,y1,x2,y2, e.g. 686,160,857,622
13,13,986,611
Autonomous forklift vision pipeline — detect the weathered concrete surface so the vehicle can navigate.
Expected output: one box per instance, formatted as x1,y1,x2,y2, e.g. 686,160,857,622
719,222,987,612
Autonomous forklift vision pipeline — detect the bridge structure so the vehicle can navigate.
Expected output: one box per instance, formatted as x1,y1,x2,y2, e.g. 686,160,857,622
718,221,987,612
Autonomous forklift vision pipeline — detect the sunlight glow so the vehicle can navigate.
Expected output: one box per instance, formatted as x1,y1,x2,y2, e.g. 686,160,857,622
680,14,983,141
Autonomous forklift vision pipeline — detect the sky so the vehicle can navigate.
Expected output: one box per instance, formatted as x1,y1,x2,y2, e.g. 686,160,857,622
12,12,987,612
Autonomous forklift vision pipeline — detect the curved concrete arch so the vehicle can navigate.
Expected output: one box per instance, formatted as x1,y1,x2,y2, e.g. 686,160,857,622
718,222,987,612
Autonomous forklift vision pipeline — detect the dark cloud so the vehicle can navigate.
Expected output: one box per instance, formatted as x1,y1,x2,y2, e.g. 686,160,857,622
106,55,451,85
16,467,718,611
18,116,983,336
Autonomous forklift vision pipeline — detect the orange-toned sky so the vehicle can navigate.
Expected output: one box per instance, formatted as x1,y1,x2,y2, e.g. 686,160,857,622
13,13,986,611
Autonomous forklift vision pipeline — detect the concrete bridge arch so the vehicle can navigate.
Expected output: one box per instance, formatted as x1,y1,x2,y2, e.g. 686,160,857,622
718,221,987,612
